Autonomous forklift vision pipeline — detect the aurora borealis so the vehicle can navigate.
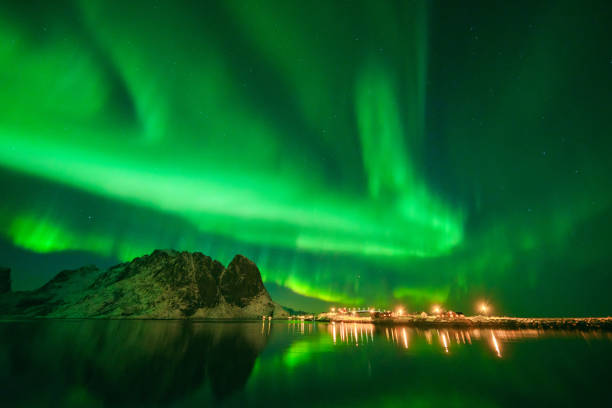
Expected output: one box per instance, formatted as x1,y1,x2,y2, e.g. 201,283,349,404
1,0,611,315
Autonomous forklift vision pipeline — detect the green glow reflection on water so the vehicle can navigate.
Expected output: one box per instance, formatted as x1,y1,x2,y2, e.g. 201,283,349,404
1,320,611,407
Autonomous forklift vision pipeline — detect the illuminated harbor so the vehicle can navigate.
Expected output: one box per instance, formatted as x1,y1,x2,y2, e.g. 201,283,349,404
293,304,612,330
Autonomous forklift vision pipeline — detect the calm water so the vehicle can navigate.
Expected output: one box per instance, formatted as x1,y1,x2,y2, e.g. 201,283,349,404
1,320,611,407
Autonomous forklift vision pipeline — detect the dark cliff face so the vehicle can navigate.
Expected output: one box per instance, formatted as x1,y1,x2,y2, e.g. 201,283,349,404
221,255,269,307
88,250,229,314
141,250,224,309
0,267,10,294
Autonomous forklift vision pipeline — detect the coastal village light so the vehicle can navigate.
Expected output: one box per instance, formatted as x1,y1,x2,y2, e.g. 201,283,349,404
433,305,441,315
479,303,489,316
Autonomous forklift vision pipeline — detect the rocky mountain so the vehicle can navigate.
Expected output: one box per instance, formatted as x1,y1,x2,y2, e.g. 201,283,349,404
0,250,288,319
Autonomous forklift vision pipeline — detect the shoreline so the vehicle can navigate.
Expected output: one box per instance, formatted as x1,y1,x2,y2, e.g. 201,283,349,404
1,316,611,330
315,316,612,330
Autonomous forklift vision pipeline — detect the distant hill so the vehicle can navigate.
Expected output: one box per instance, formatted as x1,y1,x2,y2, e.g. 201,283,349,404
0,250,288,319
282,306,313,316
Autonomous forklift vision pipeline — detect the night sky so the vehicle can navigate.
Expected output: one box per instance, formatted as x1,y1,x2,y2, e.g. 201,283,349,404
1,0,611,315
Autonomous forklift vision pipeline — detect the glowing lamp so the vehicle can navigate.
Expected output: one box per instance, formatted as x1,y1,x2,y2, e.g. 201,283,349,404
479,303,489,315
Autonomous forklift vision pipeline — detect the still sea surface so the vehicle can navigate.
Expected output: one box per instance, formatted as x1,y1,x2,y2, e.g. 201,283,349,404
1,320,611,407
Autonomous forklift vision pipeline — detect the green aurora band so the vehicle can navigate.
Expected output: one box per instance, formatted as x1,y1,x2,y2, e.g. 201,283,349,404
1,0,611,315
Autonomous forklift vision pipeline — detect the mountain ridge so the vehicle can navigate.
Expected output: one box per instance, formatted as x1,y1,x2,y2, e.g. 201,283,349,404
0,250,288,319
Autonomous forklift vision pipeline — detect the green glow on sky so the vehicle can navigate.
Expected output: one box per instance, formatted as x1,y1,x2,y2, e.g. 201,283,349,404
1,0,611,314
392,286,450,306
9,214,113,255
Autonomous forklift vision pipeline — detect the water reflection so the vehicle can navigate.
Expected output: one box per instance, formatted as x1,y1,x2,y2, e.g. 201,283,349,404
0,320,270,406
2,321,611,407
324,322,612,358
441,331,449,353
326,322,376,346
491,332,502,357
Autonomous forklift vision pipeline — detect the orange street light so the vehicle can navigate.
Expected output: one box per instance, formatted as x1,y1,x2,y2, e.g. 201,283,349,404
479,303,489,316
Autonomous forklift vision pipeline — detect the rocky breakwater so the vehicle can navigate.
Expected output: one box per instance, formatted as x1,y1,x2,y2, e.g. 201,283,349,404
372,315,612,330
0,250,288,319
465,316,612,330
